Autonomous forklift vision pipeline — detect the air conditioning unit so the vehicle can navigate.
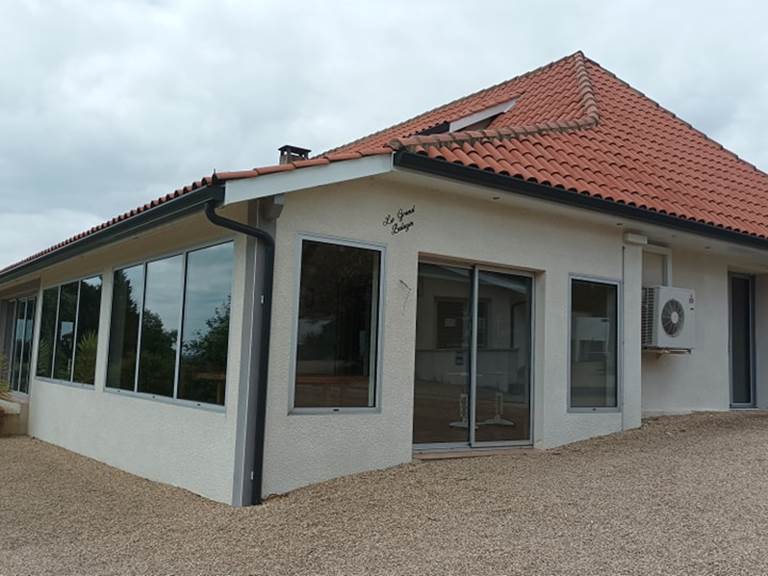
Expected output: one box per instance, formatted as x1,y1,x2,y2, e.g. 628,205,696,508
642,286,696,351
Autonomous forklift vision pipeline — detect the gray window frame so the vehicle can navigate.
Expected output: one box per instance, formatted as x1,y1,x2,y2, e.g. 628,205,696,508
728,272,756,409
412,257,536,449
5,296,37,394
288,233,386,415
103,239,235,412
567,274,623,413
36,275,102,389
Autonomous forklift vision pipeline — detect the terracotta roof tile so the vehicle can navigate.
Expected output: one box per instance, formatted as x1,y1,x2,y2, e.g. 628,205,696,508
382,52,768,239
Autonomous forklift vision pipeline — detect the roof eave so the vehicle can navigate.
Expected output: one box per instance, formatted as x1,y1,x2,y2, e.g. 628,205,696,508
0,185,225,286
223,153,394,206
393,150,768,252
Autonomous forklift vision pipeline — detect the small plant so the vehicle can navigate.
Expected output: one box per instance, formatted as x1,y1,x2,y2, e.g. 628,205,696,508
0,353,10,434
73,331,98,385
0,352,10,402
36,338,52,378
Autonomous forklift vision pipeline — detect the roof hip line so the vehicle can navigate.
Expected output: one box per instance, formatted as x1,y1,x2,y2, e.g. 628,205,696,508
390,51,600,150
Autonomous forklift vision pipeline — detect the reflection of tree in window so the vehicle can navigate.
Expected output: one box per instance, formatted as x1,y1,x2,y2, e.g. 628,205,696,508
106,267,143,390
73,277,101,385
36,288,59,378
180,298,231,404
137,309,178,396
137,255,182,398
106,243,234,404
53,282,78,381
178,242,234,405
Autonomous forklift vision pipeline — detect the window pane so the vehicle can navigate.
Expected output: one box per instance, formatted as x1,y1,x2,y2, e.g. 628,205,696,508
570,280,618,408
53,282,78,381
475,271,532,443
178,243,234,405
1,301,15,385
730,276,752,405
294,240,380,408
11,302,23,390
413,264,472,444
107,266,144,390
36,288,58,378
138,255,183,397
73,277,102,385
19,298,36,393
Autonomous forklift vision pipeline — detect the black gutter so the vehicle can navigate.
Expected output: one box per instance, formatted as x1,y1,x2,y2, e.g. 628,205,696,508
394,150,768,251
204,199,274,506
0,186,226,285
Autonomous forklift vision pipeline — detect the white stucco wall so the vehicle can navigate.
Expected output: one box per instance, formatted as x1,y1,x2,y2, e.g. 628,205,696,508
261,175,641,497
11,167,762,504
26,210,248,504
641,249,731,415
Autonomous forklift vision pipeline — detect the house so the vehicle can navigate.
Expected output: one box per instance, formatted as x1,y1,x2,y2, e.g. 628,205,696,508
2,51,767,506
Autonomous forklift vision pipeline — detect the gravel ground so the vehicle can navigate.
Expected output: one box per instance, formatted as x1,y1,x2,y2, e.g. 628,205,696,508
3,412,768,576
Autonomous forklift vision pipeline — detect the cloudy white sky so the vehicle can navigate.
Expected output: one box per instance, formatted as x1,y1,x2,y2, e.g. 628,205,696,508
1,0,766,268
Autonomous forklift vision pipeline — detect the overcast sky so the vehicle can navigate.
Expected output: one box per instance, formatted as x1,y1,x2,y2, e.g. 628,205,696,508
1,0,766,268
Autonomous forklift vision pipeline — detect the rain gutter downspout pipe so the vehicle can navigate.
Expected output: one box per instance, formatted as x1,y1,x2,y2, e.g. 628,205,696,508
205,197,274,506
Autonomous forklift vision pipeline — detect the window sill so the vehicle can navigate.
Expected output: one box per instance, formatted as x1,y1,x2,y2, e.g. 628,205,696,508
36,378,94,391
103,387,226,413
9,390,30,402
289,406,381,416
567,407,621,414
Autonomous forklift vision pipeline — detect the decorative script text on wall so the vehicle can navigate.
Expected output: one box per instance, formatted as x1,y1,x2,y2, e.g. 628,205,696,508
383,205,415,235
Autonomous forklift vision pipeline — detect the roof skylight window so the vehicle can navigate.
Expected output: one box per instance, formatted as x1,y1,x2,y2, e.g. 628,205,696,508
417,98,516,136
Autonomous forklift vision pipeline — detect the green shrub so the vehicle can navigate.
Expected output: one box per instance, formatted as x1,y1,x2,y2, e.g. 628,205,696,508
0,352,10,404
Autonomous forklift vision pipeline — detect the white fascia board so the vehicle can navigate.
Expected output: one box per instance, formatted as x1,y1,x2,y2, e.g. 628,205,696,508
224,154,394,205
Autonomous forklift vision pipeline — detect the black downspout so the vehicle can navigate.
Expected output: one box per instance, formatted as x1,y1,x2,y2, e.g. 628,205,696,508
204,199,274,506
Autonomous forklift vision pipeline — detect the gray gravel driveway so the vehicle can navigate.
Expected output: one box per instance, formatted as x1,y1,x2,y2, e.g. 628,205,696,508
2,411,768,575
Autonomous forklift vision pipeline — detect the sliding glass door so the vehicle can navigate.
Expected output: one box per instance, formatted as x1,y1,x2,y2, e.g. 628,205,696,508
413,263,532,447
413,264,472,445
474,270,532,443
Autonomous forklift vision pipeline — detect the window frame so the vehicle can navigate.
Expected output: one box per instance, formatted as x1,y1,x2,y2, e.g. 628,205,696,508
103,238,235,412
4,295,37,395
289,233,386,415
35,274,102,389
567,274,623,413
412,257,536,448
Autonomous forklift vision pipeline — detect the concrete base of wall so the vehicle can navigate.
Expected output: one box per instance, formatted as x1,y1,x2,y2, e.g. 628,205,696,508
0,398,28,436
642,409,694,418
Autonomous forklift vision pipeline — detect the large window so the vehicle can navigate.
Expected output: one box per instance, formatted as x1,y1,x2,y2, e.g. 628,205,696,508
106,265,144,391
36,276,103,385
293,238,382,409
570,278,619,409
106,242,234,406
3,296,36,394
